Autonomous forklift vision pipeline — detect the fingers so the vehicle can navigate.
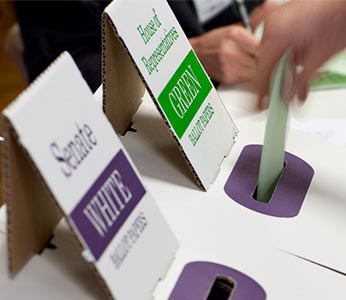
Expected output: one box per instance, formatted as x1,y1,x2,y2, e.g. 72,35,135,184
190,25,261,86
197,29,259,84
253,12,293,109
249,1,279,30
202,51,254,85
225,25,259,55
220,63,255,85
254,41,287,109
252,0,346,110
215,26,259,84
218,49,258,84
220,39,257,69
294,44,336,101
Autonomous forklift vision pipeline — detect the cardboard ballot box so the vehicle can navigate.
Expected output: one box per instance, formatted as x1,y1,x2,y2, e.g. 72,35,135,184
0,52,345,300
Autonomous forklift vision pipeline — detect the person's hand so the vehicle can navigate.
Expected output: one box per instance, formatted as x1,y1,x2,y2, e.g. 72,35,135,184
254,0,346,110
249,0,278,31
189,25,259,85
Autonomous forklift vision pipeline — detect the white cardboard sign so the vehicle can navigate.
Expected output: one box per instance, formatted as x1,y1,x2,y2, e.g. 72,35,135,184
103,0,238,190
2,52,178,300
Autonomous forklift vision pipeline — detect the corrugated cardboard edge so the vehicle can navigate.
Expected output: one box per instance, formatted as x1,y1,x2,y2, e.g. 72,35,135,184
0,153,3,207
1,116,62,276
1,118,112,298
102,12,205,191
102,13,145,135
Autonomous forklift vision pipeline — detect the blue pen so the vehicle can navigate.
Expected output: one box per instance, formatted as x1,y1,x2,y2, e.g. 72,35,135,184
235,0,253,32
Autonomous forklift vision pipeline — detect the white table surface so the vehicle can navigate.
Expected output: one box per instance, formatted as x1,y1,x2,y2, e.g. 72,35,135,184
1,84,346,299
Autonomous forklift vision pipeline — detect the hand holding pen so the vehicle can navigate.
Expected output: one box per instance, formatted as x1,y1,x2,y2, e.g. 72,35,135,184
235,0,253,32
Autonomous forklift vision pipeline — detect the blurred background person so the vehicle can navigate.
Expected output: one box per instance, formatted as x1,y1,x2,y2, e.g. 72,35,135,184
14,0,108,92
13,0,278,93
168,0,278,85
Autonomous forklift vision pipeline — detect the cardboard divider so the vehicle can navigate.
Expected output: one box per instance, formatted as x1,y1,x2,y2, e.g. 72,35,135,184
102,0,238,191
2,117,61,275
102,13,145,135
102,11,205,191
0,140,3,207
0,168,3,207
1,52,178,300
224,144,314,218
168,261,266,300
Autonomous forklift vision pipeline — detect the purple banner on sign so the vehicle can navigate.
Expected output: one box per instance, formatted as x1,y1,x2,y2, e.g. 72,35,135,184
71,150,146,261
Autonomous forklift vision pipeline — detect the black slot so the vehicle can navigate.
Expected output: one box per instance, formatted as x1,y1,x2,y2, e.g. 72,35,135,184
206,276,235,300
253,161,288,203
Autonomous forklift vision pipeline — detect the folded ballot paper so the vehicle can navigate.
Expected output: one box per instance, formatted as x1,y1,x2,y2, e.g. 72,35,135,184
256,51,293,202
257,50,346,199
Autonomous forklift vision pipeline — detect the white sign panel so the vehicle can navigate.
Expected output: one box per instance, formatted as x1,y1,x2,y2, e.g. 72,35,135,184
3,52,178,300
105,0,238,190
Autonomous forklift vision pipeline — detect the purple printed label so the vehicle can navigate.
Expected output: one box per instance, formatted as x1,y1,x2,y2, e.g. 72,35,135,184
71,150,146,261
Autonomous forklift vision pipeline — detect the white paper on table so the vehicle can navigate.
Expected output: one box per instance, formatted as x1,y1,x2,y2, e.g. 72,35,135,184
291,117,346,146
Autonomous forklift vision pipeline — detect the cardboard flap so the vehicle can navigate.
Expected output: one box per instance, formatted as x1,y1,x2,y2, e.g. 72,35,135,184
0,162,3,207
103,0,238,191
102,12,145,135
2,116,61,276
1,52,178,300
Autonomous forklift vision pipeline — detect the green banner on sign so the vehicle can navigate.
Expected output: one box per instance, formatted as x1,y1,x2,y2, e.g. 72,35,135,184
158,50,212,138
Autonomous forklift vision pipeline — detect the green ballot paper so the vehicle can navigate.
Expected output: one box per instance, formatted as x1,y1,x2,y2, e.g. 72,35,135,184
310,50,346,90
256,51,293,203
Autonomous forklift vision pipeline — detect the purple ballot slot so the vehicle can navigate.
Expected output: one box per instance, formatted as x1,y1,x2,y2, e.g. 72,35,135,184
168,261,266,300
224,144,314,218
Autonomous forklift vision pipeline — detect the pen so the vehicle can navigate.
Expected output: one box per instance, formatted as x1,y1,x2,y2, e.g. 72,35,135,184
235,0,253,32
